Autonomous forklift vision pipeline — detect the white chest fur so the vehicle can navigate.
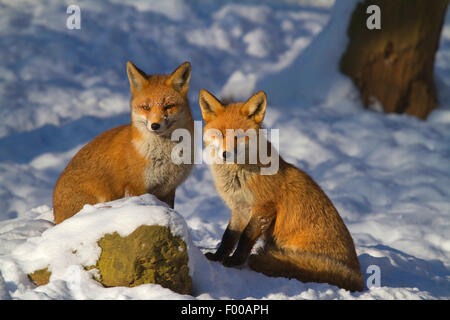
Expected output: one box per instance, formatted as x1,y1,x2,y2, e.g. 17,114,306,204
133,133,193,197
211,164,257,212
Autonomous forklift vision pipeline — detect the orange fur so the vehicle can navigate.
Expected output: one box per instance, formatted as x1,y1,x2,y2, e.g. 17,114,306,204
199,89,363,291
53,62,194,224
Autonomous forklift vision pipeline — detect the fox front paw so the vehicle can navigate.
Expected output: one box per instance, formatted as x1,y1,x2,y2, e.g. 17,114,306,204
205,252,220,261
222,255,245,267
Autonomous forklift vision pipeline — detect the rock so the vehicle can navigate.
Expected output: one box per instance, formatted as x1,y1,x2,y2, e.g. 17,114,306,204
94,225,192,295
28,267,51,286
20,195,195,296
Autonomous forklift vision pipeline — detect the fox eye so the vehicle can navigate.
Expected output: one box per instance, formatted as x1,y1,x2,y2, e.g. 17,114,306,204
141,105,150,111
164,104,175,110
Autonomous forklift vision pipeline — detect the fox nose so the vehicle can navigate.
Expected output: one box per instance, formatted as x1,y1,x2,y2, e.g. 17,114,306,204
222,151,232,160
151,123,160,131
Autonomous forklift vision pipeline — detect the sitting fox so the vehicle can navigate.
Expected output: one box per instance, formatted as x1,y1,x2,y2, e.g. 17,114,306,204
199,89,364,291
53,61,194,224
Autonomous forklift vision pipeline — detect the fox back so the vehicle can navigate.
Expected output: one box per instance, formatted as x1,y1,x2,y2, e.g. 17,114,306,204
53,62,194,224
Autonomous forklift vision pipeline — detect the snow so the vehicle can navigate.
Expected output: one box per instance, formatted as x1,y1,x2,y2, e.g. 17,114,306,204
0,194,204,299
0,0,449,300
10,195,195,276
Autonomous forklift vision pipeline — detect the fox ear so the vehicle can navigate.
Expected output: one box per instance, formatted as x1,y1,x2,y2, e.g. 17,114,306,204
126,61,148,95
166,61,191,94
199,89,225,122
240,91,267,124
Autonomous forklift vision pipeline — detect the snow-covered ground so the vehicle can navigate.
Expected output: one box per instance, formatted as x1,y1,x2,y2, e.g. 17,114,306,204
0,0,449,300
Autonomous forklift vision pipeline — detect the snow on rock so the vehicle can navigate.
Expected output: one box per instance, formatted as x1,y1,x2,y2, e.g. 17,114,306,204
0,271,11,300
2,194,208,299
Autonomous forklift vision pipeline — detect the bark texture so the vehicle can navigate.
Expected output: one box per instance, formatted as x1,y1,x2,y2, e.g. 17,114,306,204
340,0,448,119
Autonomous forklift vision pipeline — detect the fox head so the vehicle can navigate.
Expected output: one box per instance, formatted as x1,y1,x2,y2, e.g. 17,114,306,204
127,61,192,137
199,89,267,163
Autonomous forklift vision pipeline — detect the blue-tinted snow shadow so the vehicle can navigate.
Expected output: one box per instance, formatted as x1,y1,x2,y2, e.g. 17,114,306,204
194,243,450,299
0,113,130,164
359,244,450,298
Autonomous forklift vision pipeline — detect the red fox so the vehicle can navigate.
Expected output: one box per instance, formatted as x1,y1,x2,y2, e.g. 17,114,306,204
53,61,194,224
199,89,364,291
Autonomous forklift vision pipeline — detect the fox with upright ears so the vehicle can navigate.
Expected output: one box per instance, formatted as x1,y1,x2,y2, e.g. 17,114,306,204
53,61,194,224
199,89,364,291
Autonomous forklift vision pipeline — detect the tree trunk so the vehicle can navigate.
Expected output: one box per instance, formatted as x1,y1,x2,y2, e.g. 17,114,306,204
340,0,448,119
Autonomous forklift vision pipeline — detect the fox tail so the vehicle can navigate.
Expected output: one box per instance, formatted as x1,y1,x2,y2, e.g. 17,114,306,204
248,245,364,292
